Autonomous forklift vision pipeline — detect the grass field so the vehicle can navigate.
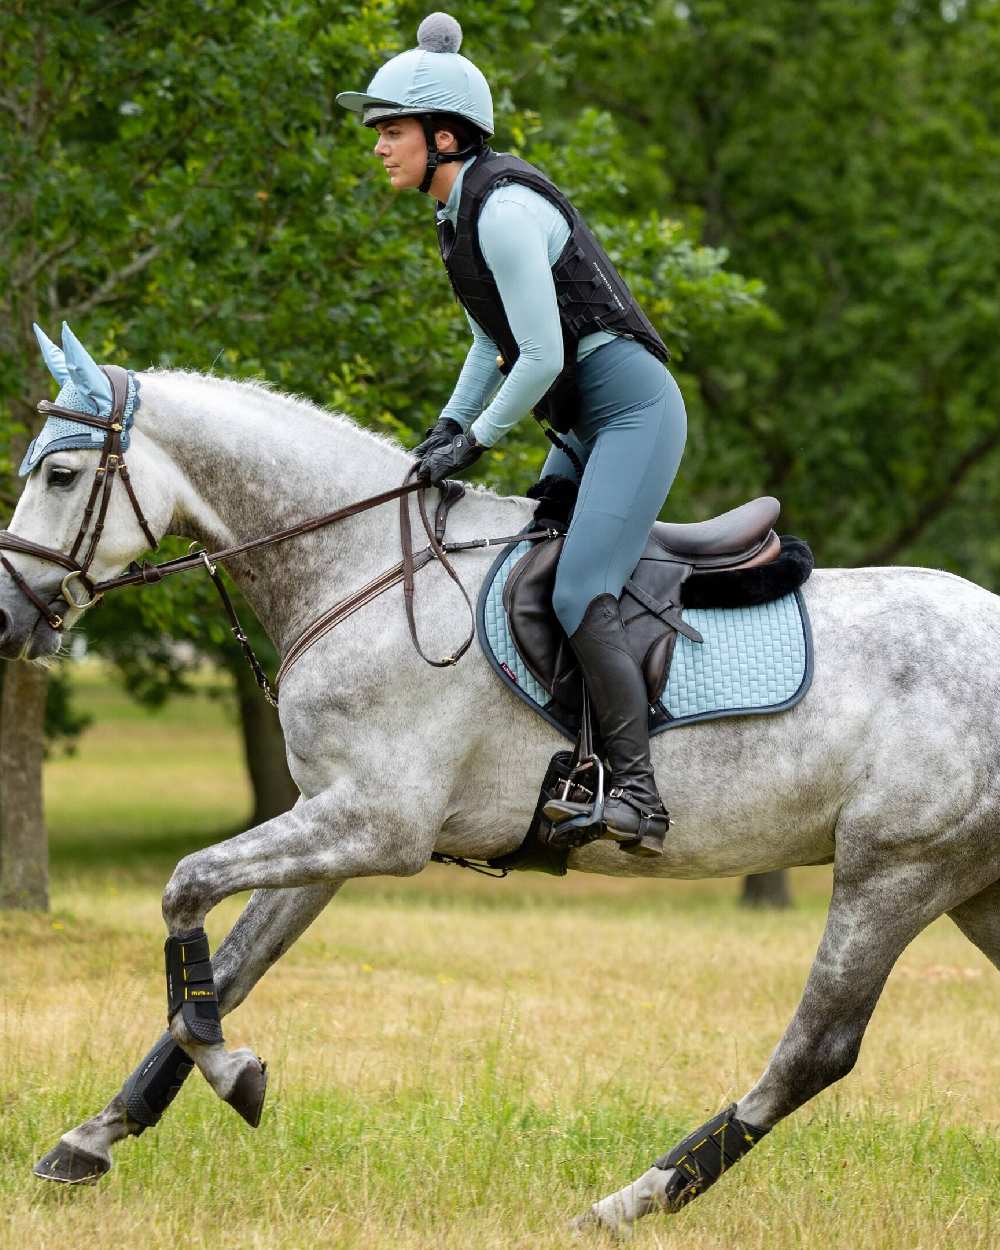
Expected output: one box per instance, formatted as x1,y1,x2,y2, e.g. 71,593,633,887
1,665,998,1249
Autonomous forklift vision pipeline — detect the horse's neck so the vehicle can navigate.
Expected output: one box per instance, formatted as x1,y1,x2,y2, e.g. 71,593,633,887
137,372,530,650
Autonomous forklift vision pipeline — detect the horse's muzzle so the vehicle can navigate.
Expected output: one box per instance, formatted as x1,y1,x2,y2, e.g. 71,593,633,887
0,599,63,660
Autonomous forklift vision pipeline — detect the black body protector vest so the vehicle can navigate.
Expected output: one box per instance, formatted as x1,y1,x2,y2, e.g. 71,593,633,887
437,149,670,435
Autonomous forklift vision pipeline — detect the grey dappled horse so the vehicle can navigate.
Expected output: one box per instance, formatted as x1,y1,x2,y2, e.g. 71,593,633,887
5,325,1000,1232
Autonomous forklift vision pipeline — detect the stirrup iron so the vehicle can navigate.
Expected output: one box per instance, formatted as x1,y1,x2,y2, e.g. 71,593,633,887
547,752,606,847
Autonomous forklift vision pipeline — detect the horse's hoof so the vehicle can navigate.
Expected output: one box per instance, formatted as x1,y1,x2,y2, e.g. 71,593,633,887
224,1055,268,1127
33,1140,110,1184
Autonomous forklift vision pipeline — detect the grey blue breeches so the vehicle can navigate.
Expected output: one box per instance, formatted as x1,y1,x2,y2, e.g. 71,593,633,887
540,337,687,637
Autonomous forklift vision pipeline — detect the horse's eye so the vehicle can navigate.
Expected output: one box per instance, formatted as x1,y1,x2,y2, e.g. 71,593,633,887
46,465,77,488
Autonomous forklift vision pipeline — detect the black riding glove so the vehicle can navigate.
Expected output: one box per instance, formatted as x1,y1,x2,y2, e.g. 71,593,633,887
412,416,463,459
417,430,484,485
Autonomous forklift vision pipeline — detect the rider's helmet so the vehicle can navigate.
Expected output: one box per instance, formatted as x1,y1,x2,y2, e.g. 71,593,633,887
336,12,493,193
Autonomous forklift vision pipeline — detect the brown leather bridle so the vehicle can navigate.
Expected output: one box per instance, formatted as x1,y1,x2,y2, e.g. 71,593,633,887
0,365,157,630
0,368,556,700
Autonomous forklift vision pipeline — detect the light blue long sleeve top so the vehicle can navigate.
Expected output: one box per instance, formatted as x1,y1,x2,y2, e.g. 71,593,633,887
436,158,615,447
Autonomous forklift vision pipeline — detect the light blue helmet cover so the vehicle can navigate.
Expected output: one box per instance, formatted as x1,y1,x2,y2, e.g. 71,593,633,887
22,322,141,476
337,13,493,136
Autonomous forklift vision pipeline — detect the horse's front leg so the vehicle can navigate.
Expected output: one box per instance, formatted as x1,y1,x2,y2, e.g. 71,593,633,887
160,782,432,1118
577,860,955,1233
33,880,339,1183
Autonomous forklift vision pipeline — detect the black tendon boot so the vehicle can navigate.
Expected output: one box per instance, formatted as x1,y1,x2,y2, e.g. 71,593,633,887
545,594,669,855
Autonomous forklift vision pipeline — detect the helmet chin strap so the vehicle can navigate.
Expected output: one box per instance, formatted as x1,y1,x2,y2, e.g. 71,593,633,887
418,115,484,194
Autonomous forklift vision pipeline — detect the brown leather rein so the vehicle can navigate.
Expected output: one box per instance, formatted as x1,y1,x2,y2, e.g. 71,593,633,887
0,370,556,703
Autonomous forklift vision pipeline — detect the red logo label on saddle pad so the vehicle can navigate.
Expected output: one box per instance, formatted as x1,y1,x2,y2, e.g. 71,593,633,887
500,662,518,685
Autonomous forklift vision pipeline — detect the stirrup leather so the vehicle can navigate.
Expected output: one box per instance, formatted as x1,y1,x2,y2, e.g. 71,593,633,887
540,689,607,849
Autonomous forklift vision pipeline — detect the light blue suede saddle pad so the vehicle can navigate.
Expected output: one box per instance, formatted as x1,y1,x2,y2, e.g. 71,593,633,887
477,538,813,741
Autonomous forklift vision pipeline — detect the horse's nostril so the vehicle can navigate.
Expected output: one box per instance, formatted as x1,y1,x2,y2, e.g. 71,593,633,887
0,608,9,644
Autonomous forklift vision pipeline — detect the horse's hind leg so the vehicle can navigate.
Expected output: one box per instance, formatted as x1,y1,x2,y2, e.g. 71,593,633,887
949,879,1000,970
33,881,338,1184
577,863,948,1233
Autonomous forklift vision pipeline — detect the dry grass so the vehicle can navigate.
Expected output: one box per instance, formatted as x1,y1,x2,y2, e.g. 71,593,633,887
1,665,997,1248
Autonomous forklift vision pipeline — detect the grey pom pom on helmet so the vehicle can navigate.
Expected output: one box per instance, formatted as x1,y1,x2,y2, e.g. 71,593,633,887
417,12,463,54
336,10,493,137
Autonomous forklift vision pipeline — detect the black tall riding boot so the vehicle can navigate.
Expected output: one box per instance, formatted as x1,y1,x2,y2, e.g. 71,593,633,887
544,593,669,856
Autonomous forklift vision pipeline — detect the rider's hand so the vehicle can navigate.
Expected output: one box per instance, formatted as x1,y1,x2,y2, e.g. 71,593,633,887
417,430,484,485
412,416,464,459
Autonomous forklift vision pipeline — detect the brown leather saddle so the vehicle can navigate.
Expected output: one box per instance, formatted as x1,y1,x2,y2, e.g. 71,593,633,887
502,495,809,714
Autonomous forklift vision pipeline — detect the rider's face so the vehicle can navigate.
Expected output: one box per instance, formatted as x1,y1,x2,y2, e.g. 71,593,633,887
373,117,429,191
373,118,458,192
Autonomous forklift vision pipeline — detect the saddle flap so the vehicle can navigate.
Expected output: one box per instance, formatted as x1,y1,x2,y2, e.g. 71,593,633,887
504,536,686,704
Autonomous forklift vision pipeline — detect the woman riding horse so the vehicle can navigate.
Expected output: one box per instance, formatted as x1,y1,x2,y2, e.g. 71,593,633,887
337,13,688,856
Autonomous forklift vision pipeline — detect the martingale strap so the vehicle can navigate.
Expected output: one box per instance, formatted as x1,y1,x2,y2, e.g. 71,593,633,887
399,467,475,668
653,1102,768,1208
197,551,278,707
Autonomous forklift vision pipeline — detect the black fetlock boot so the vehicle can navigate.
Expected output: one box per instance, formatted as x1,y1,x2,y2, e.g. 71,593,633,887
543,594,669,856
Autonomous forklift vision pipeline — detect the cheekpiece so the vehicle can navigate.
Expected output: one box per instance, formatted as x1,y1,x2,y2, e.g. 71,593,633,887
19,372,140,477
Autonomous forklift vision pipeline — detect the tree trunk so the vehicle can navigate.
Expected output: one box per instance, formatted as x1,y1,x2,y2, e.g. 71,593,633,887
740,869,791,910
0,664,49,910
232,661,299,827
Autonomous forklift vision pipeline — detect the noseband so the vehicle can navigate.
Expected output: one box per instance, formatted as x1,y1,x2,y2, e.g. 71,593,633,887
0,365,157,630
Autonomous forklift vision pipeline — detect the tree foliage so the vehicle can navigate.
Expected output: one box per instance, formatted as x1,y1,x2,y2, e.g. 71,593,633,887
539,0,1000,574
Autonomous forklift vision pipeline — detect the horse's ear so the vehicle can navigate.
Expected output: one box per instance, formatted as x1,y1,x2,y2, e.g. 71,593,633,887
33,323,70,385
61,321,112,415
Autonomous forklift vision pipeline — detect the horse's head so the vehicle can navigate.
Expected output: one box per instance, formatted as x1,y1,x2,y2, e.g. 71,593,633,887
0,324,172,660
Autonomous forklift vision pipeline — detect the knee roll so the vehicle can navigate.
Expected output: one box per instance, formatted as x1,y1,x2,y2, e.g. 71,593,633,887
551,579,583,638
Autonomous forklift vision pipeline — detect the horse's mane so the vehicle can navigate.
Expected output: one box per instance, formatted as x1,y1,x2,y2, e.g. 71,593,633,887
147,368,410,461
142,368,517,504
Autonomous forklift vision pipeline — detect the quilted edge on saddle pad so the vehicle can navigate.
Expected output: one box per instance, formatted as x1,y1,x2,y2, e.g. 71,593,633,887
477,534,814,742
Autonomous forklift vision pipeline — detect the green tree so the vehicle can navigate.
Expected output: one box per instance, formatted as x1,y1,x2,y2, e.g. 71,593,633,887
543,0,1000,574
